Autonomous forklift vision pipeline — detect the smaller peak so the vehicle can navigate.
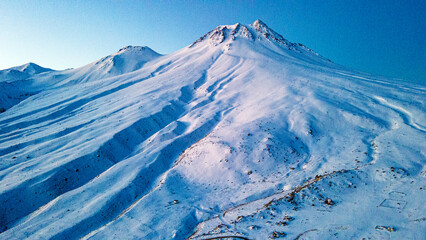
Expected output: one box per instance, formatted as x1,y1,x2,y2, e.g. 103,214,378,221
116,46,160,55
249,19,293,47
252,19,266,26
21,62,35,70
118,45,133,51
93,45,161,71
25,62,38,66
0,62,53,78
118,45,145,52
20,62,40,69
17,62,53,74
251,19,271,31
214,23,240,31
231,22,241,28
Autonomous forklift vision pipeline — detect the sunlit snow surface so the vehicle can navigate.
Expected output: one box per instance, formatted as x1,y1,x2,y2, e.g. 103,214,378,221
0,20,425,239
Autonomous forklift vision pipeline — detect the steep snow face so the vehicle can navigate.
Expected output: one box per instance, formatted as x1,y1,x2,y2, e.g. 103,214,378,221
0,21,425,240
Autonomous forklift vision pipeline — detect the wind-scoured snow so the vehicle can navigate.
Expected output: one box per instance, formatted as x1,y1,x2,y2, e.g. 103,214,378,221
0,20,425,239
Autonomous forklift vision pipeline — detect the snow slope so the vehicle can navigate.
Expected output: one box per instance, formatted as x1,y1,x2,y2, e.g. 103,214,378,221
0,20,425,239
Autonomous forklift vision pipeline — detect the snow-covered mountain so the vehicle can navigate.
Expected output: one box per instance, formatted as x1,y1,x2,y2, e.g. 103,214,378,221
0,20,424,239
51,45,161,86
0,46,160,114
0,62,53,82
0,62,54,113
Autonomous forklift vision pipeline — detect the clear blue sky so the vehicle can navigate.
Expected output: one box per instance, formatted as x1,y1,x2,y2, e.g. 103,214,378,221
0,0,424,84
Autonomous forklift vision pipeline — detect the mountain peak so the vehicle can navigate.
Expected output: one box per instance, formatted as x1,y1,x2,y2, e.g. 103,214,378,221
249,20,291,46
188,20,328,60
117,45,157,54
252,19,266,26
190,19,294,49
1,62,53,75
20,62,49,73
89,45,161,76
0,62,54,83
